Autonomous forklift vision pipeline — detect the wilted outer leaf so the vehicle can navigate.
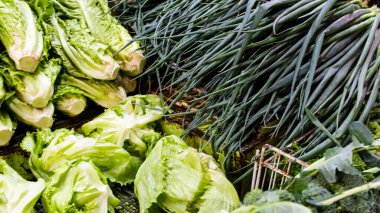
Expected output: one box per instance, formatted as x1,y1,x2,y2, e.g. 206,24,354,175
0,158,45,213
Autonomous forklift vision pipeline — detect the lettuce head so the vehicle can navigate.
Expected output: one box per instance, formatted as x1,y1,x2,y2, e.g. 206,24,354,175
134,135,240,213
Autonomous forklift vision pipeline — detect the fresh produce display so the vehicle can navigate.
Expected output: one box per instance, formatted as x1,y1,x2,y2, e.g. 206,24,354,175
2,0,380,212
0,0,140,146
125,0,380,172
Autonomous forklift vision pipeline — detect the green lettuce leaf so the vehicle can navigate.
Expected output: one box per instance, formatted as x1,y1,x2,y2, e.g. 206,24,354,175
21,128,142,185
0,158,45,213
42,160,120,213
0,0,43,72
80,94,164,157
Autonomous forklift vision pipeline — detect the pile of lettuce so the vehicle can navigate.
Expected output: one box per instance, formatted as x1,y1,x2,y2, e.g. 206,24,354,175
0,0,144,146
15,94,164,212
7,93,244,212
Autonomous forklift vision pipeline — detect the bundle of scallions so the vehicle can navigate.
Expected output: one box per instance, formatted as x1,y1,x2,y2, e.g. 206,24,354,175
122,0,380,177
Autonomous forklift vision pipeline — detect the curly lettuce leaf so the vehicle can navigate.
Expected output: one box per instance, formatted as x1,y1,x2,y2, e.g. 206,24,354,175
0,158,45,213
80,94,164,156
21,128,142,185
42,160,120,213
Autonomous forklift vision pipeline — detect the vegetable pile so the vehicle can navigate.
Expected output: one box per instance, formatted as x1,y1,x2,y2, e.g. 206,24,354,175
125,0,380,172
0,0,144,146
0,94,242,212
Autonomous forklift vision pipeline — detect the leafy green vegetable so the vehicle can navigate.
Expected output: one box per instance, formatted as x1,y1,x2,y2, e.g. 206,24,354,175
231,202,312,213
0,53,61,108
0,158,45,213
0,0,43,72
193,153,240,213
53,85,87,117
243,189,295,206
159,119,213,155
0,111,15,146
232,189,311,213
42,160,120,213
21,128,142,184
53,0,145,76
0,76,6,104
134,135,239,213
50,16,119,80
6,97,54,129
307,179,380,207
80,94,164,157
59,73,126,108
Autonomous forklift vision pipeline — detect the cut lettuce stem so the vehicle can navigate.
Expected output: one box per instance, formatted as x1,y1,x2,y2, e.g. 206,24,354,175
55,93,87,117
0,111,15,147
6,97,54,129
